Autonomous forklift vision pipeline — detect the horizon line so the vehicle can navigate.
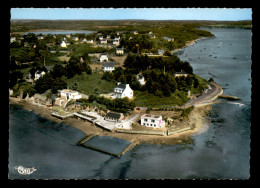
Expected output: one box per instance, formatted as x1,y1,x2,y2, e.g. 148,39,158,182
11,18,252,21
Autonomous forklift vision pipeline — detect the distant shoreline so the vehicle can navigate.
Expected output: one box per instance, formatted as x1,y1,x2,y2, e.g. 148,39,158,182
9,97,211,145
11,29,94,35
172,36,212,54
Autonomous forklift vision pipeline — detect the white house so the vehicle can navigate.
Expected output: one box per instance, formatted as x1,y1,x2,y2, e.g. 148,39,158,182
158,49,164,55
10,37,16,43
113,39,120,46
149,34,156,39
100,39,107,44
141,114,165,128
38,35,44,40
133,31,138,35
163,36,174,42
136,73,145,85
148,31,153,35
99,36,104,40
106,35,111,39
113,82,133,99
73,36,79,41
116,48,124,55
60,40,67,48
103,62,115,72
100,54,108,62
81,38,87,43
54,89,82,106
34,70,45,80
174,71,189,77
60,89,82,100
87,39,94,43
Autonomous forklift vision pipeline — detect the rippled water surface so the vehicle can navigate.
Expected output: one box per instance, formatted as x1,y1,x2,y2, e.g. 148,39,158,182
9,28,251,179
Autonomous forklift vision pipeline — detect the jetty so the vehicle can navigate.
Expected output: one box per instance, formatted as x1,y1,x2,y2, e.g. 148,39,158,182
51,112,74,119
218,95,240,100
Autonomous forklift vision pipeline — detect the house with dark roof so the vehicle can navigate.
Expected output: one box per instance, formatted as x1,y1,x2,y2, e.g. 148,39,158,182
105,111,124,122
103,62,115,72
113,82,133,99
116,48,124,55
113,38,120,46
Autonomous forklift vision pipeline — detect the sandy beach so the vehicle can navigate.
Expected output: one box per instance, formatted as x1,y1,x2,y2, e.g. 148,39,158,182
9,97,211,145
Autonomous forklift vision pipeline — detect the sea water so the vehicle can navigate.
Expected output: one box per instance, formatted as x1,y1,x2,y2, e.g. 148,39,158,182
9,28,251,179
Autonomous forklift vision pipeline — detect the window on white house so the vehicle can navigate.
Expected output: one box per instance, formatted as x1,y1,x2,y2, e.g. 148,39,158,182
143,123,145,125
151,120,155,123
144,119,148,122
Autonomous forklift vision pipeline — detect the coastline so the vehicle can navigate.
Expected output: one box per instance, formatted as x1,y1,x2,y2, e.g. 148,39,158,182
9,97,211,145
171,36,211,54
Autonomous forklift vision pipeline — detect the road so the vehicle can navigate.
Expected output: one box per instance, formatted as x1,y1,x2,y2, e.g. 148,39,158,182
181,82,223,108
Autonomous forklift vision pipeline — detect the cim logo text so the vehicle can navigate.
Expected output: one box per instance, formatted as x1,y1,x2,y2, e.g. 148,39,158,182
14,166,37,175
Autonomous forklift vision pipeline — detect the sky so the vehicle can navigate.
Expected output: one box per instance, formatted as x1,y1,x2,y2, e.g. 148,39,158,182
11,8,252,21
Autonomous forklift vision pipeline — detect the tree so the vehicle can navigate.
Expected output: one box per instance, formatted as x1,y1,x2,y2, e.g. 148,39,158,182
102,72,114,81
34,73,54,94
9,70,23,88
51,64,66,78
164,50,172,56
51,76,67,94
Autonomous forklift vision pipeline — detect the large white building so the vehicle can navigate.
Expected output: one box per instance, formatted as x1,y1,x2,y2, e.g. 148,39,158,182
112,82,133,99
100,54,109,62
141,114,165,128
60,89,82,100
54,89,82,107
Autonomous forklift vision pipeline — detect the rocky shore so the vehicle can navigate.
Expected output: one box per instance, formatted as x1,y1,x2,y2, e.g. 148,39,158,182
9,97,211,145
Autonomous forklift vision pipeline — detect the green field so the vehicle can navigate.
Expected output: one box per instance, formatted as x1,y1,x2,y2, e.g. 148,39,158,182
134,90,189,108
67,72,117,95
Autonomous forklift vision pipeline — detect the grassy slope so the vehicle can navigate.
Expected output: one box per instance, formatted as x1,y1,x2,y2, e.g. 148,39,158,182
67,72,117,95
134,90,189,108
